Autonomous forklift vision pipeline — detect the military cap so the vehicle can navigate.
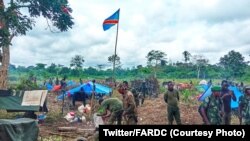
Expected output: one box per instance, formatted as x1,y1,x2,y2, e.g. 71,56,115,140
211,86,221,91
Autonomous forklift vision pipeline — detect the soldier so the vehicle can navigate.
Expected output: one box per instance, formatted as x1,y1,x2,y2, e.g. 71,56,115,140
72,87,87,107
239,82,244,93
79,78,83,85
238,86,250,125
97,97,123,125
49,78,53,86
164,81,181,125
60,76,67,114
220,80,236,125
55,77,59,85
199,86,224,125
119,81,137,125
140,80,147,105
132,88,140,107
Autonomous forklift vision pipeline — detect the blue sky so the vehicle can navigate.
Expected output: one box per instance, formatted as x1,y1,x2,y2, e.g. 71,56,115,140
5,0,250,68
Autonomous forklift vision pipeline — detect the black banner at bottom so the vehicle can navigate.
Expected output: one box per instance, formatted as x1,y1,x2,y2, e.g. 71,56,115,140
99,125,249,141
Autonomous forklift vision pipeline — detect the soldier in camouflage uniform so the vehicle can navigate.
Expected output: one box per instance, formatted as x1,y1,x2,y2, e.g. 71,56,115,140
132,88,140,107
199,86,224,125
238,87,250,125
97,98,123,125
164,81,181,125
119,81,137,125
220,80,236,125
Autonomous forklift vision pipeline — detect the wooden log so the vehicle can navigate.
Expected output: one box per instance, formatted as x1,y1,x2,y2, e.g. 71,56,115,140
77,128,95,132
47,131,75,138
58,127,77,132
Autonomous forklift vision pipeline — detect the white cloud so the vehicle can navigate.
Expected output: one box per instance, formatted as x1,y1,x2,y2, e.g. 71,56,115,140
7,0,250,68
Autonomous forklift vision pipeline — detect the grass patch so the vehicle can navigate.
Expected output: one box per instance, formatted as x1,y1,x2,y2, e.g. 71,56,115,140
0,110,24,119
38,135,63,141
45,109,62,124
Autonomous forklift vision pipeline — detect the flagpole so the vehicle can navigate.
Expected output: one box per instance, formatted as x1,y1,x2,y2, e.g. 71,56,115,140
112,20,119,93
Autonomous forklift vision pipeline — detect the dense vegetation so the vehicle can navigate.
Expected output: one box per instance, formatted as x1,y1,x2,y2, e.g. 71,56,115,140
8,50,250,84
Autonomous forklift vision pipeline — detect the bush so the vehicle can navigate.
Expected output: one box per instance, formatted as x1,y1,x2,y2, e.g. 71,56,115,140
16,77,39,91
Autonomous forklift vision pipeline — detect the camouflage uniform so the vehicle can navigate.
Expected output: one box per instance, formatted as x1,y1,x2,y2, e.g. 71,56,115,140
239,95,250,125
123,91,137,125
141,82,147,104
132,89,140,107
200,95,223,125
97,98,123,125
164,89,181,125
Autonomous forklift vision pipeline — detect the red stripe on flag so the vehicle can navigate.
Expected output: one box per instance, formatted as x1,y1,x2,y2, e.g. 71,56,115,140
104,20,118,24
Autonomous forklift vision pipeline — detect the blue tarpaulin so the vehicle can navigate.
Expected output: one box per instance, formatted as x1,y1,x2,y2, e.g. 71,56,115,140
57,82,112,100
201,84,209,91
45,83,53,91
198,85,243,109
67,80,77,86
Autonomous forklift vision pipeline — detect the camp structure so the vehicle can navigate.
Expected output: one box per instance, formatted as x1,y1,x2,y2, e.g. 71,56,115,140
57,81,112,100
0,118,39,141
0,90,46,141
0,90,48,112
45,80,78,92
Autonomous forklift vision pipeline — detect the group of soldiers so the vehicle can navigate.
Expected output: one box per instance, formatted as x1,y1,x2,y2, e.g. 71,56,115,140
130,77,160,103
92,78,250,126
96,81,138,125
164,80,250,125
199,80,250,125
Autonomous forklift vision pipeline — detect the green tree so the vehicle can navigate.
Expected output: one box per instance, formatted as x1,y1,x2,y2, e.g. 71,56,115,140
17,65,28,72
160,60,167,66
84,67,98,76
192,55,208,79
35,63,46,70
47,63,56,73
97,64,105,70
0,0,74,89
59,66,70,76
108,54,121,66
146,50,167,78
183,51,191,63
219,50,248,79
70,55,84,69
9,63,16,70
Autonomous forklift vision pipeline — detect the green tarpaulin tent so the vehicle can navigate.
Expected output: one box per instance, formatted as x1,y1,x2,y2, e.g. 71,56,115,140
0,118,39,141
0,91,40,112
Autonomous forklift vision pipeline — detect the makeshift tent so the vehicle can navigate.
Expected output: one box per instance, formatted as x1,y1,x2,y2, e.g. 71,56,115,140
52,85,61,92
198,85,243,109
57,81,112,100
0,90,11,96
0,90,47,112
0,118,39,141
45,83,53,91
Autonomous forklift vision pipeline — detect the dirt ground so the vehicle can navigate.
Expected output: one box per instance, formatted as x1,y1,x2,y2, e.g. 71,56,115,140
37,91,239,141
0,89,239,141
137,95,203,125
0,90,241,141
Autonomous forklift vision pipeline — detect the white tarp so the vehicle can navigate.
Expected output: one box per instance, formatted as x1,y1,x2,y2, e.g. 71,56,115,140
199,80,207,85
21,90,48,106
93,113,104,128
